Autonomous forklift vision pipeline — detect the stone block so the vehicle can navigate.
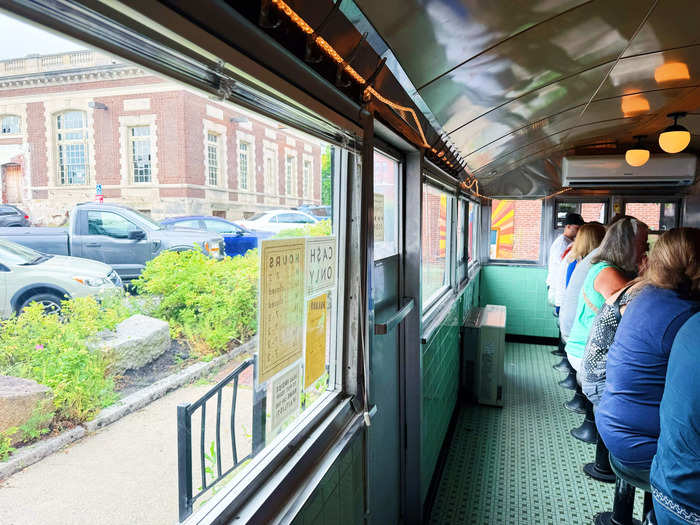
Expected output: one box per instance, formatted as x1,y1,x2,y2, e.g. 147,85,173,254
0,376,53,445
89,314,170,373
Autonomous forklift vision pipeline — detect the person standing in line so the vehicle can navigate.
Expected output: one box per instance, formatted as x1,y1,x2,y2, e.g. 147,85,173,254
547,212,584,308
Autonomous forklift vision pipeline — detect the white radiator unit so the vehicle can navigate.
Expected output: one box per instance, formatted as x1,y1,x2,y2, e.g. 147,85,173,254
462,304,506,407
561,154,697,188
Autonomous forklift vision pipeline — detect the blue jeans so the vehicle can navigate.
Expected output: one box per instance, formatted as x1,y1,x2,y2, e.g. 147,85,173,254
609,453,651,492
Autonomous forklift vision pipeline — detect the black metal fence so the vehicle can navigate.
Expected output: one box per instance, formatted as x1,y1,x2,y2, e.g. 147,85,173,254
177,357,266,522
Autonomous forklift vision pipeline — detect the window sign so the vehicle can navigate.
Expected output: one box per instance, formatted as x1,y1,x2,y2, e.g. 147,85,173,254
259,238,305,384
304,293,328,389
374,193,385,242
270,364,302,436
305,236,336,297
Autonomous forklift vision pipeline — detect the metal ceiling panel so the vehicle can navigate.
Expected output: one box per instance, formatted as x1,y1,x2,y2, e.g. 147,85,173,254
353,0,588,89
622,0,700,57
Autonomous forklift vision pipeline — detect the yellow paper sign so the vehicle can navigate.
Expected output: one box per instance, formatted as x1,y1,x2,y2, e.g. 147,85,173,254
259,238,305,384
305,293,328,389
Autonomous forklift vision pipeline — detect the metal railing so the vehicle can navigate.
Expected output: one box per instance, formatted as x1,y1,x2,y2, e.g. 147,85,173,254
177,357,266,522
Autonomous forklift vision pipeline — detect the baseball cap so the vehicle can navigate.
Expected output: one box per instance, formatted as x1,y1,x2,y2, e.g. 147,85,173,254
564,213,584,226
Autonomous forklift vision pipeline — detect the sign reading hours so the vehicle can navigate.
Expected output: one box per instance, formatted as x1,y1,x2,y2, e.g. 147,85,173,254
258,238,305,384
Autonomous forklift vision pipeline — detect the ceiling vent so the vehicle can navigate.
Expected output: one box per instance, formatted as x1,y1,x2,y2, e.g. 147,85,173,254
562,154,697,188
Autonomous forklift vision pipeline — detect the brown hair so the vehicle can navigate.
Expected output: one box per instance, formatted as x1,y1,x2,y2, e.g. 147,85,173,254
568,222,606,261
645,227,700,297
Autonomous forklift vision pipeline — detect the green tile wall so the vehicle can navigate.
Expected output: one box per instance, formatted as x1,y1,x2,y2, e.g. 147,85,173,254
291,433,364,525
421,274,479,503
479,265,558,338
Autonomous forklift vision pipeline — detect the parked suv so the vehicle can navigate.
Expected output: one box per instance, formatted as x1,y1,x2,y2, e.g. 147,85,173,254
0,204,30,227
0,238,122,317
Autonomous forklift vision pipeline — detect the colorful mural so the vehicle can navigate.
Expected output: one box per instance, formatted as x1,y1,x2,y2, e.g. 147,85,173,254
490,199,514,259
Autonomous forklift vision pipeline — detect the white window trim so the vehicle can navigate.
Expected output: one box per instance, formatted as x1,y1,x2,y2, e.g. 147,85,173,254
118,113,158,185
284,148,298,197
203,119,227,189
0,114,21,136
262,139,278,197
237,130,256,192
302,153,313,200
0,103,26,141
45,98,95,188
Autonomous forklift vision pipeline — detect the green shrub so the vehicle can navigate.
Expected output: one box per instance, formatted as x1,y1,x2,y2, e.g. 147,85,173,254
0,296,131,422
134,249,258,355
274,219,332,238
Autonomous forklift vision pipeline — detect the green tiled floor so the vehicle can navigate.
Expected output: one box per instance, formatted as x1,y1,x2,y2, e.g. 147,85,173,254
429,343,645,524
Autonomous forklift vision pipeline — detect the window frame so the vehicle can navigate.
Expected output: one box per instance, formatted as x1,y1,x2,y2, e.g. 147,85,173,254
285,152,297,196
128,125,152,183
622,197,682,233
206,131,220,187
238,141,250,191
420,177,455,316
552,197,609,229
55,109,89,186
486,198,545,266
302,157,312,199
0,114,20,135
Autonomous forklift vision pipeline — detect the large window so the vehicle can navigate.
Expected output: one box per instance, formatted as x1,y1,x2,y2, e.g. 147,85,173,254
207,132,220,186
422,183,453,310
285,154,296,195
56,110,88,185
0,114,20,134
264,146,277,194
489,199,541,261
374,150,399,260
554,200,607,228
128,125,151,183
238,141,250,190
303,159,312,198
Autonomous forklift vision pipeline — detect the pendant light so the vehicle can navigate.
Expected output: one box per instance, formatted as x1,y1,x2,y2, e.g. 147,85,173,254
625,135,650,167
659,112,691,154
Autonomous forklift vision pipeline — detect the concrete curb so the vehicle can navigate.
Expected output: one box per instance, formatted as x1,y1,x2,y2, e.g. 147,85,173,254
0,337,256,481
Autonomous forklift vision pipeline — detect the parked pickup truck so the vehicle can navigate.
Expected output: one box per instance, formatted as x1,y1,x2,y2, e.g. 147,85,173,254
0,203,225,281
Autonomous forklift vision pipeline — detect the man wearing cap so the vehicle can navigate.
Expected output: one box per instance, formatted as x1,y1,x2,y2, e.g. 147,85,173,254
547,212,584,307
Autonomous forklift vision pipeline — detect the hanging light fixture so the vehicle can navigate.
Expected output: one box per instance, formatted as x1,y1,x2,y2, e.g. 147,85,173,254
625,135,650,167
659,112,691,153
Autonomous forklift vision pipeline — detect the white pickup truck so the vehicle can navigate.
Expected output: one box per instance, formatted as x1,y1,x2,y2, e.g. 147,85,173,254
0,238,122,317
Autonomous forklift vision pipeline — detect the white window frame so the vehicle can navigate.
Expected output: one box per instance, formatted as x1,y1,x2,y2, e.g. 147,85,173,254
237,130,256,195
0,114,20,135
45,98,95,188
262,140,278,196
207,132,220,186
285,149,297,196
203,119,227,190
302,155,313,200
128,125,152,183
55,109,90,186
238,141,251,191
119,113,158,186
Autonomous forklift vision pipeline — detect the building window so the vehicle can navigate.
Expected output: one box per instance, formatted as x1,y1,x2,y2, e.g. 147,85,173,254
239,141,250,190
421,183,453,311
303,159,311,198
128,125,151,183
489,199,541,261
554,200,607,228
285,154,296,195
0,115,20,134
56,110,88,185
207,132,219,186
264,147,277,194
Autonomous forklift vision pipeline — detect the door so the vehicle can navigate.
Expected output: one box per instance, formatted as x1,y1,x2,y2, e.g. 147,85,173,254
3,164,22,203
369,149,404,524
82,209,151,279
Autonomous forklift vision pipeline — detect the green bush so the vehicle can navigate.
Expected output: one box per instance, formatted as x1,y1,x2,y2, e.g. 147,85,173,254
0,296,132,422
274,219,332,238
134,249,258,355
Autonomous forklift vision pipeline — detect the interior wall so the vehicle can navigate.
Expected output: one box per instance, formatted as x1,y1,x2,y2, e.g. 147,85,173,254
479,265,558,338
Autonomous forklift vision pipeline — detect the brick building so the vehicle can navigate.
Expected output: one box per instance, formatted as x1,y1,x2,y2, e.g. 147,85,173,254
0,50,324,224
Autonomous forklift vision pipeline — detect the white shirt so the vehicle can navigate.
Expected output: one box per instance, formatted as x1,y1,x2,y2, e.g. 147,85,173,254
547,233,572,305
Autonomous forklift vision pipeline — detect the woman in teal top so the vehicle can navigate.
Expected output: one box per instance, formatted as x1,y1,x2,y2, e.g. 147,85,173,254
565,217,648,373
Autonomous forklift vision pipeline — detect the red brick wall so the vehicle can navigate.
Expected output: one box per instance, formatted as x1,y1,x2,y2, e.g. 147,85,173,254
625,202,660,229
512,200,542,260
26,101,47,191
581,202,605,223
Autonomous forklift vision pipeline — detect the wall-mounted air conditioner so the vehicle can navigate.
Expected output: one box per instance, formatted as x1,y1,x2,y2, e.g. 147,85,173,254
562,154,697,188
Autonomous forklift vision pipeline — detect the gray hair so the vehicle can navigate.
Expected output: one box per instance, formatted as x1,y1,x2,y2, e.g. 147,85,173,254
591,217,647,273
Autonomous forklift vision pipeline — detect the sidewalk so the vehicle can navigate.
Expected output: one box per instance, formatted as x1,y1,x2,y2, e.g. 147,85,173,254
0,371,253,525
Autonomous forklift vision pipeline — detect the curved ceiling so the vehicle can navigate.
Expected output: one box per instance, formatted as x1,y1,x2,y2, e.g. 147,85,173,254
353,0,700,196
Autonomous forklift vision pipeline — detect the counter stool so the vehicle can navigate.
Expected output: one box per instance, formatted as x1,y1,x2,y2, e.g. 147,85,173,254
584,433,616,483
564,383,587,414
571,397,597,443
593,478,655,525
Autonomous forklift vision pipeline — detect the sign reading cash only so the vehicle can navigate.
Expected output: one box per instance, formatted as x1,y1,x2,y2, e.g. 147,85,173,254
258,238,305,384
305,236,336,297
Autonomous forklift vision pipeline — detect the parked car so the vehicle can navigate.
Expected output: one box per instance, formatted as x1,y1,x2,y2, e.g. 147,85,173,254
297,204,331,218
0,237,122,317
161,216,266,257
0,203,225,282
238,209,319,234
0,204,30,227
